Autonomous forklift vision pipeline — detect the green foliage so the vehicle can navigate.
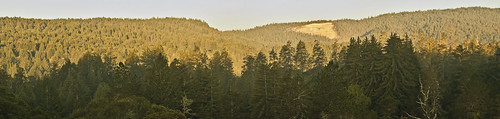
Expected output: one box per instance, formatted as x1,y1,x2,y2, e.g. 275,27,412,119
0,86,29,119
312,40,326,68
334,7,499,42
250,52,274,119
69,96,155,119
93,83,111,99
1,16,499,119
144,104,186,119
59,67,91,117
346,84,377,118
0,69,10,86
209,50,237,118
374,34,420,117
295,41,311,71
142,46,171,105
0,7,497,78
279,41,295,69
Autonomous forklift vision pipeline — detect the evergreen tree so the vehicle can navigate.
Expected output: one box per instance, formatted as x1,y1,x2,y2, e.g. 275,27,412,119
375,34,420,117
241,55,256,81
141,46,171,106
238,55,256,118
251,52,274,119
110,62,141,98
0,69,10,87
93,83,111,99
269,49,278,63
167,58,188,110
125,51,145,92
287,73,309,119
267,48,282,117
144,104,186,119
448,43,493,118
295,40,311,71
11,67,26,95
209,50,237,119
312,40,326,68
279,41,295,69
360,36,384,97
310,61,339,118
0,86,30,119
77,52,107,96
185,51,211,118
59,67,91,117
69,96,161,119
343,37,362,81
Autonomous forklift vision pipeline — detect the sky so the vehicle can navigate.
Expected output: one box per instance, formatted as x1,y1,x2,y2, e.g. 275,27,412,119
1,0,499,31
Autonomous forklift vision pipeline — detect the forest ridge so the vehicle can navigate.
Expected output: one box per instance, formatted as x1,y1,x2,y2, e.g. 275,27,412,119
0,7,499,77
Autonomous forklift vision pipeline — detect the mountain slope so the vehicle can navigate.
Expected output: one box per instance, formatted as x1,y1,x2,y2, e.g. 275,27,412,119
333,7,500,42
0,17,254,76
1,7,499,77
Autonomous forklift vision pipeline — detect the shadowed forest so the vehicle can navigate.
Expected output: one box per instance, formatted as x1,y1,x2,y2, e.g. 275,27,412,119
1,7,500,119
2,34,500,118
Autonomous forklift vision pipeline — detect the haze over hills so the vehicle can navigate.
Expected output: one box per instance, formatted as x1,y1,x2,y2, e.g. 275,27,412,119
0,7,499,76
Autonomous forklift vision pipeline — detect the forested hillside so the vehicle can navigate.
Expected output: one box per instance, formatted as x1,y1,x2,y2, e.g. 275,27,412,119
232,7,499,42
1,7,498,77
0,17,255,77
333,7,500,42
1,7,500,118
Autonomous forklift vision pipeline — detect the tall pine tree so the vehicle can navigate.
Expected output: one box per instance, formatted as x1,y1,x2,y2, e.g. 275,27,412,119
375,34,420,117
295,41,311,72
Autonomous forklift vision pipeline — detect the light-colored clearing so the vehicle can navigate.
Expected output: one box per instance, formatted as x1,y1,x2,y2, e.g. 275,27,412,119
291,22,339,39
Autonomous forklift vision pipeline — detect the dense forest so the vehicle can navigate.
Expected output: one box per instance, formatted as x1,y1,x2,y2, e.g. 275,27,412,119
333,7,500,42
1,7,500,119
1,33,500,118
0,17,256,77
230,7,499,42
1,7,498,77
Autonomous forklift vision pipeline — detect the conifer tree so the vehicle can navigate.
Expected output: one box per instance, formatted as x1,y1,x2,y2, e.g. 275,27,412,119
251,52,274,119
295,40,311,71
0,86,30,119
77,52,107,95
110,62,141,98
269,49,278,63
279,41,295,69
287,73,309,119
266,48,282,117
141,46,170,106
0,69,9,87
238,55,256,118
209,50,236,119
375,34,420,117
59,68,91,117
360,36,384,97
11,67,26,94
312,40,326,68
241,55,256,84
186,51,211,118
343,37,363,84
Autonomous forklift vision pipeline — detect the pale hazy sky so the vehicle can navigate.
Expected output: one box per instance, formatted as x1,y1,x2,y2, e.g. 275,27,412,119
1,0,499,31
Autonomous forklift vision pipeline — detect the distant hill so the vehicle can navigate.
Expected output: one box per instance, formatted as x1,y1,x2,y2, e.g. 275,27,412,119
1,7,498,77
237,7,499,43
0,17,254,76
332,7,500,42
